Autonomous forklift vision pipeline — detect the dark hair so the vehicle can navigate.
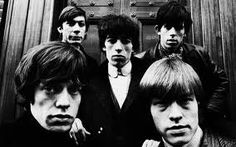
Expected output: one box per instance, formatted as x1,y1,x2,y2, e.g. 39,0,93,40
155,1,192,34
140,55,203,104
98,14,140,52
58,5,89,32
14,41,87,108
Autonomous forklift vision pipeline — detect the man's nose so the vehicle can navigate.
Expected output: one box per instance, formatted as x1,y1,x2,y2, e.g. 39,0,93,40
73,23,80,34
114,40,123,53
55,88,70,110
169,102,183,123
169,27,177,37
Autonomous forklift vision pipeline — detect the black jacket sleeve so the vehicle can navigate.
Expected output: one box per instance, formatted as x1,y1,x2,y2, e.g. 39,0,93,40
194,45,229,116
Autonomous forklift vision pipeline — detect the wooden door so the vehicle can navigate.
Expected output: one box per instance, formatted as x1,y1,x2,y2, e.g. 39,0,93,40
68,0,189,64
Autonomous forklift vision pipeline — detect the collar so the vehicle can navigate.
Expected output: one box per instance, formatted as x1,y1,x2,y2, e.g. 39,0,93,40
108,61,132,78
158,43,183,59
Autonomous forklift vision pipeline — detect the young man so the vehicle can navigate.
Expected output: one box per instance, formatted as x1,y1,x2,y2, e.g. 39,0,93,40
57,5,98,75
140,56,236,147
137,1,229,121
78,14,150,147
0,41,87,147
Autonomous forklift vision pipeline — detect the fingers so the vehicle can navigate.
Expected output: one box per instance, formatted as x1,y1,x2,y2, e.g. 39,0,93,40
69,124,79,145
74,119,91,141
142,139,160,147
69,118,91,145
71,131,79,146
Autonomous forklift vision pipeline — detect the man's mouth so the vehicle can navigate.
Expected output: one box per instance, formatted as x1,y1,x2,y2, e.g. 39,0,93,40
167,125,190,135
167,39,178,45
47,114,74,125
69,36,82,41
112,55,125,61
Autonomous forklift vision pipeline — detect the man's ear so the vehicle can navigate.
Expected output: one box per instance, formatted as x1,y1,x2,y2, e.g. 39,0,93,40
57,26,63,33
154,25,160,35
102,47,106,52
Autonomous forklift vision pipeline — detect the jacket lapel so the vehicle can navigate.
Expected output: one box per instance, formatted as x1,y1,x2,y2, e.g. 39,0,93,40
95,61,123,116
121,57,145,112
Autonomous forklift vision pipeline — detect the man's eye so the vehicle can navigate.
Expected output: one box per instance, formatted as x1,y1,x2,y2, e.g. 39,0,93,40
153,103,167,112
67,21,76,26
164,24,172,30
44,86,55,95
68,85,82,95
107,38,117,44
43,85,62,95
176,25,184,31
152,100,168,111
178,98,192,108
78,22,85,27
121,39,131,44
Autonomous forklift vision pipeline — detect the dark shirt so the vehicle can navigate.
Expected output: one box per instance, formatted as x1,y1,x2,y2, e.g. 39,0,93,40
0,112,78,147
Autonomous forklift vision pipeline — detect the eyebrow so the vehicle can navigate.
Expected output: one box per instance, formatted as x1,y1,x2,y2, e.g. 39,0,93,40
68,19,85,22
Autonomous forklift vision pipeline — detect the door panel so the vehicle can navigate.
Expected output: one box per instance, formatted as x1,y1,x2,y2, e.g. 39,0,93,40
69,0,115,6
69,0,120,18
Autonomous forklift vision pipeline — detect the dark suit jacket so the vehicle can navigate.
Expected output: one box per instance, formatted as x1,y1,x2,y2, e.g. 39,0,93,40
79,56,152,147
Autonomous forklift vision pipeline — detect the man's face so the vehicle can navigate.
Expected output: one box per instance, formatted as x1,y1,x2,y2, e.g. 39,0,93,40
150,95,199,146
103,36,133,68
59,16,87,45
30,81,81,132
157,23,185,51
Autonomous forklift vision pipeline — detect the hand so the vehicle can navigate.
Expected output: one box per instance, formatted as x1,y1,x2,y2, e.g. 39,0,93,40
69,118,91,145
142,139,160,147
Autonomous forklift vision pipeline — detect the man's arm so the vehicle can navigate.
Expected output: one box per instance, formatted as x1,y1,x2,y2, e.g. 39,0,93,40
198,47,229,116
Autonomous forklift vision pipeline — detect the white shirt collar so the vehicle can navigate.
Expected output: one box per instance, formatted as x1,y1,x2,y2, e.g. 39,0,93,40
108,61,132,78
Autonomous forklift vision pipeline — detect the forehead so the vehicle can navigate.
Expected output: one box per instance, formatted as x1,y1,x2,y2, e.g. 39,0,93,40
106,34,132,39
72,16,85,22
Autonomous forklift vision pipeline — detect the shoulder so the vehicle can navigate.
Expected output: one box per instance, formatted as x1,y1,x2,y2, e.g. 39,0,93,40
204,128,236,146
183,43,207,55
131,56,150,72
135,51,146,59
135,43,157,60
88,61,108,88
0,117,29,146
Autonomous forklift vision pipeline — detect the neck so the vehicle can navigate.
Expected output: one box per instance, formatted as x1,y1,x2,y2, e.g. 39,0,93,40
159,42,183,56
163,126,203,147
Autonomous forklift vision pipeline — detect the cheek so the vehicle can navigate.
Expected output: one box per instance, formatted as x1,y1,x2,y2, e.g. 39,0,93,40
62,24,71,31
63,28,72,34
104,45,113,55
187,105,199,125
72,95,81,106
124,44,133,55
177,35,184,41
150,107,165,129
34,90,52,106
80,27,86,33
70,96,81,116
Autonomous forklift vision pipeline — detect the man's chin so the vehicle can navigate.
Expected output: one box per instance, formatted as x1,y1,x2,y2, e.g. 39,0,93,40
165,135,191,146
111,61,126,68
67,40,82,45
48,125,71,132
